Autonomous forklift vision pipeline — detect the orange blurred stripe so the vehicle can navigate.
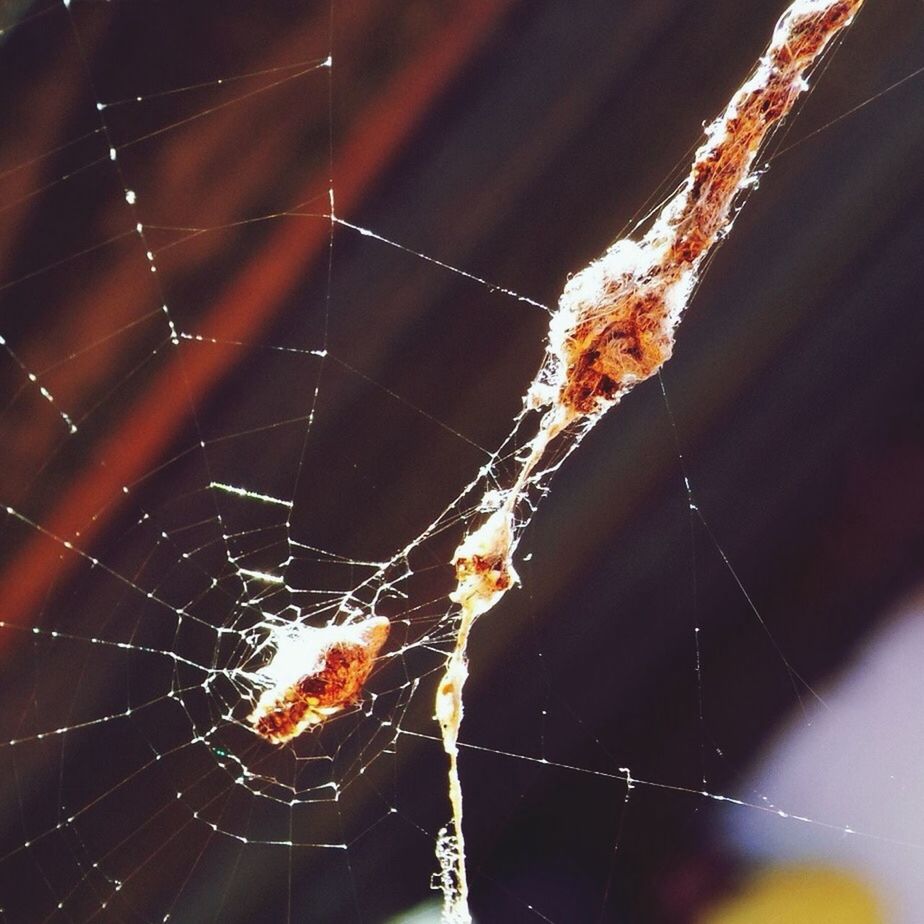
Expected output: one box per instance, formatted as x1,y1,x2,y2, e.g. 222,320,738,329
0,0,515,637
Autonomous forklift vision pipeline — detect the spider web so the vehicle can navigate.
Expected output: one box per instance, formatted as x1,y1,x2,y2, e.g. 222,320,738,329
1,1,922,922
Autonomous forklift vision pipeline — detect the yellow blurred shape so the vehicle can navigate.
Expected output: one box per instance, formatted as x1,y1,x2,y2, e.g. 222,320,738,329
701,865,884,924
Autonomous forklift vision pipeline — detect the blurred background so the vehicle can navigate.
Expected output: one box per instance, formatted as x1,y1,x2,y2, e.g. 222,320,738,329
0,0,922,921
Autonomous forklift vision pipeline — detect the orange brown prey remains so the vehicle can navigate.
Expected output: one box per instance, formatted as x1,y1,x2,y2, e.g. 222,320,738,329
248,616,390,745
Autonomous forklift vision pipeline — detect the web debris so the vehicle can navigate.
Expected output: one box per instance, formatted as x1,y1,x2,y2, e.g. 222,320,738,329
433,1,865,919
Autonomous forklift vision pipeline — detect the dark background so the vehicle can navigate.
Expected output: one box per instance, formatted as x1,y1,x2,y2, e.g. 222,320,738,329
0,1,922,922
